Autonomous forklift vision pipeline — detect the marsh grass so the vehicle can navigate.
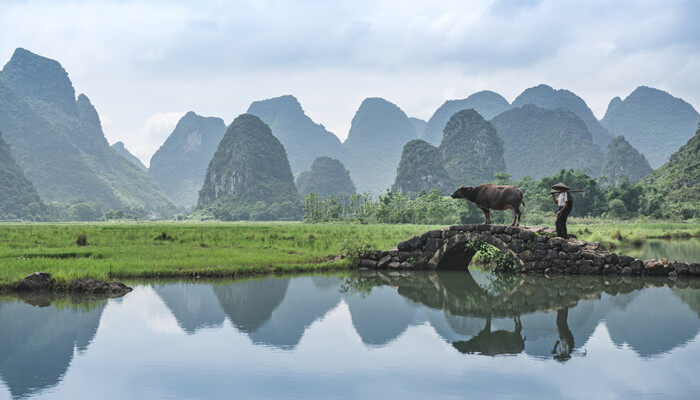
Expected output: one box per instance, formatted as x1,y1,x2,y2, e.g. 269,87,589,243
0,221,439,286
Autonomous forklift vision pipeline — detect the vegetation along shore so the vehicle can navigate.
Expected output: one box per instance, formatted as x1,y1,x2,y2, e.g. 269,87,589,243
0,220,696,290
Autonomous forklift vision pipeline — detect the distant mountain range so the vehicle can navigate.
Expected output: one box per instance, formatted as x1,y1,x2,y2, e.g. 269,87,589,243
0,47,698,220
602,86,700,168
0,48,175,215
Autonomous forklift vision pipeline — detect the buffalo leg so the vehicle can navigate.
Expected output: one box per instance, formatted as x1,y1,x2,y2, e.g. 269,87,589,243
481,208,490,224
512,206,521,226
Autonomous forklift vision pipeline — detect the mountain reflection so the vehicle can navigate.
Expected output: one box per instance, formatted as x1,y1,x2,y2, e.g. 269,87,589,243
0,294,107,399
0,272,698,398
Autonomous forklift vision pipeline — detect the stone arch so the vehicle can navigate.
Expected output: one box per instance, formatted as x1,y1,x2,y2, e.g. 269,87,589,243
428,232,524,270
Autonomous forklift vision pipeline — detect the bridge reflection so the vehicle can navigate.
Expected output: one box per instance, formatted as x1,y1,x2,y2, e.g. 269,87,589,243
0,272,698,398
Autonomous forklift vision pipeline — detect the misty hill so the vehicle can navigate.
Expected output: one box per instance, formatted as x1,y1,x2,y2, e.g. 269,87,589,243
511,84,612,149
343,97,417,193
602,136,653,184
642,127,699,217
393,139,454,195
111,141,147,172
491,105,605,179
197,114,300,220
439,109,505,186
422,90,510,145
149,111,226,208
296,156,356,197
601,86,700,168
0,130,44,220
0,48,175,214
409,117,427,137
247,95,346,173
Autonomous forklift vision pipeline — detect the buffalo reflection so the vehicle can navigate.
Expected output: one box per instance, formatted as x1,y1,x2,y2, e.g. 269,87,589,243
0,272,698,398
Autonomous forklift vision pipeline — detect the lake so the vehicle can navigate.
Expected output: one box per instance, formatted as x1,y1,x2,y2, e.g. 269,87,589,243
1,269,698,399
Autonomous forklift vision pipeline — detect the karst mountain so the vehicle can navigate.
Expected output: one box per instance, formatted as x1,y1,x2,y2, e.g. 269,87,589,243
422,90,510,145
343,97,417,194
149,111,226,209
511,84,613,149
0,48,175,214
247,95,346,174
602,136,653,184
491,104,605,179
601,86,700,168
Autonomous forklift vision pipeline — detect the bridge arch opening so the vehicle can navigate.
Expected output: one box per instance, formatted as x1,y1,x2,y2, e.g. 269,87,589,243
429,232,523,270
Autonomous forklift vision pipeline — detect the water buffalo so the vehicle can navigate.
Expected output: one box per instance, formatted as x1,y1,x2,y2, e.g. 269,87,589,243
451,184,524,226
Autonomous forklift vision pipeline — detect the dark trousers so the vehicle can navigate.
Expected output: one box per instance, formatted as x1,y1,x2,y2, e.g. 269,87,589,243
556,206,571,238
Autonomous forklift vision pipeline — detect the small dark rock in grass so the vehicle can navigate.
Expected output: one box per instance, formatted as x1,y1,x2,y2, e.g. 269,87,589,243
154,232,175,241
76,234,88,246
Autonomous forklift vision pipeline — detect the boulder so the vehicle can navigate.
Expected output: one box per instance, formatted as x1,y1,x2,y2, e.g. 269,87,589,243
68,279,133,295
11,272,56,291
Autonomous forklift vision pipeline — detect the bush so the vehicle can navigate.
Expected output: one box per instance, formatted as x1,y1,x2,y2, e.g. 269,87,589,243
339,239,374,262
607,199,629,219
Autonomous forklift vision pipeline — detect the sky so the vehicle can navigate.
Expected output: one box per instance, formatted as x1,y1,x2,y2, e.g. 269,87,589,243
1,0,698,165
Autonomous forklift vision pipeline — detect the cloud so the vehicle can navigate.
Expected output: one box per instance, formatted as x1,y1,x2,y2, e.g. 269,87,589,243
0,0,698,160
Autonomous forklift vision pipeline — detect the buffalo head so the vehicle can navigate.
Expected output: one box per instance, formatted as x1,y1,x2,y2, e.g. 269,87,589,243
451,186,474,199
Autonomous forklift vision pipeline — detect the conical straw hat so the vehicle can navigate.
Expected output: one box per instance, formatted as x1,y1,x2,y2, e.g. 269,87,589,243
551,182,570,191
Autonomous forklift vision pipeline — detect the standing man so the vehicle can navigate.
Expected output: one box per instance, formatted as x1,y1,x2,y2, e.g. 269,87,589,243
551,182,572,239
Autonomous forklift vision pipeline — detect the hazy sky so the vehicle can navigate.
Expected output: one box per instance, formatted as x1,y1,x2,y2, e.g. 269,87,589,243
1,0,698,165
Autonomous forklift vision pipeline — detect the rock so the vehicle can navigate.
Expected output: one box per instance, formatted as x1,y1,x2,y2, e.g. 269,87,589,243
425,238,443,252
397,236,422,251
377,255,392,269
562,242,580,252
443,230,458,239
359,259,377,269
548,238,565,248
544,267,562,275
505,226,519,235
516,230,535,241
510,242,525,253
604,253,619,264
476,224,490,232
545,250,558,261
68,279,132,295
397,251,411,262
388,262,401,269
618,255,633,267
399,262,414,269
520,250,535,263
427,230,443,238
491,225,506,234
497,234,512,243
582,241,601,251
11,272,56,291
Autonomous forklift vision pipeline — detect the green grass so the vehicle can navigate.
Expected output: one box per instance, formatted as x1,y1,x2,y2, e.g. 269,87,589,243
0,221,440,287
0,220,697,288
566,218,700,250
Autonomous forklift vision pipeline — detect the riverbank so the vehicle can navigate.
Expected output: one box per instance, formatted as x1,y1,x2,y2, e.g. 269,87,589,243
0,220,697,289
0,222,439,288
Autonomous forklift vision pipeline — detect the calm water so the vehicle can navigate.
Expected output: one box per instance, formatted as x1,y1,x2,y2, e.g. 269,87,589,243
618,238,700,263
0,270,698,400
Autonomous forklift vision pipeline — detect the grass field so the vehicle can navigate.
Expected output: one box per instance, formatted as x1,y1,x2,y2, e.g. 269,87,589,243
0,222,439,286
0,220,697,287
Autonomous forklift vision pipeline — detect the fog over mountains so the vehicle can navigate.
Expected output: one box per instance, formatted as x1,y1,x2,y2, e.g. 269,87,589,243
0,47,697,220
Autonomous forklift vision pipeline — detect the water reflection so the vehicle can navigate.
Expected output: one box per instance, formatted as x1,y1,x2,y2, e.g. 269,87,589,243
0,271,698,399
0,294,107,399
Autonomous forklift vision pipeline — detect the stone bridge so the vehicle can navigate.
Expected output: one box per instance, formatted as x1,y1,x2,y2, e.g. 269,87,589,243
357,224,699,277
